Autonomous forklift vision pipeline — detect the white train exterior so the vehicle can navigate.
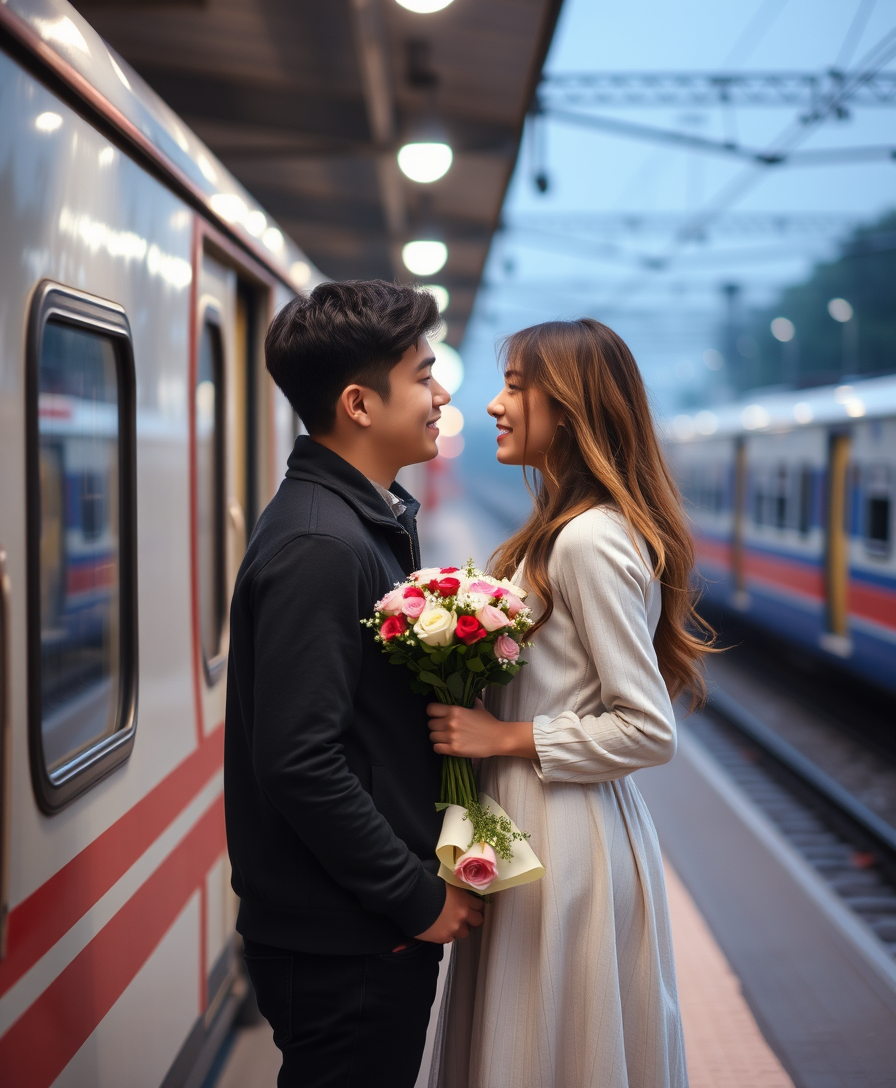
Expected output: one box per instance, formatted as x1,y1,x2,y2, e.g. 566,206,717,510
0,1,319,1084
666,375,896,694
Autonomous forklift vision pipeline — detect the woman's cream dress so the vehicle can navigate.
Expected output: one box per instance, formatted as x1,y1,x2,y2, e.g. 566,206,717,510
432,506,688,1088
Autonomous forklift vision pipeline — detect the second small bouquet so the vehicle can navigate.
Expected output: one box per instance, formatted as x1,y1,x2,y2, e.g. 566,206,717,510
362,561,545,895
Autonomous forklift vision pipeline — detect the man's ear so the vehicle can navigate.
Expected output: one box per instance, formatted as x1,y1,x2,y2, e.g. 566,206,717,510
336,384,373,429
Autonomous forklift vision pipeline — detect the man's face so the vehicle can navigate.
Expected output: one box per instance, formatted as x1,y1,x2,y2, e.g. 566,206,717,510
366,338,450,469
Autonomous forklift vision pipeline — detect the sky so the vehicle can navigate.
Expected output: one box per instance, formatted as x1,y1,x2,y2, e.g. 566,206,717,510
451,0,896,434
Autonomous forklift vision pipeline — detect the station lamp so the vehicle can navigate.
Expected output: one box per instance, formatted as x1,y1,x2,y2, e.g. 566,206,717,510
397,141,453,183
828,298,853,323
425,285,450,312
770,317,795,342
396,0,455,11
432,342,464,394
402,239,448,276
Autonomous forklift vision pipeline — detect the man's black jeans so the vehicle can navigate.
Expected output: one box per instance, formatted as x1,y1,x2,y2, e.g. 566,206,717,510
243,937,444,1088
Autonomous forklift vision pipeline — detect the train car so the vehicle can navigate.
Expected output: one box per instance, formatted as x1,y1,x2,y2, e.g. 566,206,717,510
665,375,896,694
0,1,323,1084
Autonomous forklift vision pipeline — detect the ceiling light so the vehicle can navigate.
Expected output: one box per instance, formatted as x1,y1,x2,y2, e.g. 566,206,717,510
245,210,267,237
262,227,284,252
291,261,313,288
403,240,447,276
793,402,813,424
770,317,795,342
432,342,464,394
397,141,453,183
396,0,455,12
827,297,853,323
425,285,449,312
438,405,464,437
429,320,448,344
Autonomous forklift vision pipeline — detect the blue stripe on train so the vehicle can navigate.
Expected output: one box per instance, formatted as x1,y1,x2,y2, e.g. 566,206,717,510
698,572,896,693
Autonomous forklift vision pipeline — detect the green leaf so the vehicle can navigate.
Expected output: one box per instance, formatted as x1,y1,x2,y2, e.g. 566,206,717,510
446,672,465,702
434,802,450,811
388,653,406,664
457,645,467,655
491,671,516,686
419,670,448,689
466,656,485,673
409,679,427,694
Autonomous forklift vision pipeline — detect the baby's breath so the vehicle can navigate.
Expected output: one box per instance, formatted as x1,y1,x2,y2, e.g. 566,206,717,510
463,801,530,862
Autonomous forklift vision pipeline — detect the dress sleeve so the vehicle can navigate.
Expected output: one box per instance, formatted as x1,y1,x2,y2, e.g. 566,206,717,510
532,510,678,784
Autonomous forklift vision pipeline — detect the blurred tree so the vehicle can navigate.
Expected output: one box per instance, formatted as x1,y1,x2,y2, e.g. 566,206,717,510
726,209,896,394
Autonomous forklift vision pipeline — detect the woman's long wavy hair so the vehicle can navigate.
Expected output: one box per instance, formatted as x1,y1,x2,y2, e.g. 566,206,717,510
490,318,716,706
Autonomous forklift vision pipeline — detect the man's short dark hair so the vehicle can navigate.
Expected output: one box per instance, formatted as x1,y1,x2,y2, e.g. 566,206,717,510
264,279,440,435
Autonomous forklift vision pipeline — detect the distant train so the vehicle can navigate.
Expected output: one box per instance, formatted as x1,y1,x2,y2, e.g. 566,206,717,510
0,1,319,1085
665,375,896,694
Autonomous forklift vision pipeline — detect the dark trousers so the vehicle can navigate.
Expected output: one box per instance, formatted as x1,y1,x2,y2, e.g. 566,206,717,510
242,937,444,1088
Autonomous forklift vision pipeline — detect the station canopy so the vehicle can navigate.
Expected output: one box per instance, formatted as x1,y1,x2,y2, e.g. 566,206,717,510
76,0,563,346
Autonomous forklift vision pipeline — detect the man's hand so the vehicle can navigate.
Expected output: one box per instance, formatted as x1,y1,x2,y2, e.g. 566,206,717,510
414,883,485,944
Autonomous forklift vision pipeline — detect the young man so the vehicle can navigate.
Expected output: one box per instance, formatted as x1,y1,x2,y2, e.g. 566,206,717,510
224,280,483,1088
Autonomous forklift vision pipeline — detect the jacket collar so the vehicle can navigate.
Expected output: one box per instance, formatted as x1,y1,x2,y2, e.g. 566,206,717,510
284,435,420,531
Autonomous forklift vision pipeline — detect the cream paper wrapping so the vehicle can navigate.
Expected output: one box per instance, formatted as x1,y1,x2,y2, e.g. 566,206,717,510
435,792,545,894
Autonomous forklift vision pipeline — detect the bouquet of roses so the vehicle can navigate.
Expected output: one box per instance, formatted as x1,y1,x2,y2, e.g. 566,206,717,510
362,561,545,895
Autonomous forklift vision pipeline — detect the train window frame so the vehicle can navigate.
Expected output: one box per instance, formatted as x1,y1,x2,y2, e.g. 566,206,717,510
195,306,228,687
864,463,891,559
26,282,138,814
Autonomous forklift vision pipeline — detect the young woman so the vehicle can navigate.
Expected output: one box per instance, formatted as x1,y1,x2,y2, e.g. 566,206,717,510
427,318,714,1088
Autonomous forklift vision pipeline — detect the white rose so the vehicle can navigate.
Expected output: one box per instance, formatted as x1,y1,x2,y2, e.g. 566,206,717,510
411,567,442,584
498,577,528,599
413,607,457,646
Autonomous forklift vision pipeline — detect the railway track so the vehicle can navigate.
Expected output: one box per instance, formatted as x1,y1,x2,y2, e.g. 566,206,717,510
687,689,896,956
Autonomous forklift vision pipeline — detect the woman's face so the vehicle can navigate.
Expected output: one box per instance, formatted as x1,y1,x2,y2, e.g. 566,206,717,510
487,369,564,469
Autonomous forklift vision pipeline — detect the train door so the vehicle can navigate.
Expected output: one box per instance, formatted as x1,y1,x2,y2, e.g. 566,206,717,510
192,246,264,1019
823,432,852,654
731,438,748,607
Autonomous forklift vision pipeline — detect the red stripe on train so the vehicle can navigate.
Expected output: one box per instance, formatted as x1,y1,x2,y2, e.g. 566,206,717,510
65,559,116,596
0,798,226,1088
695,536,896,631
0,722,224,1002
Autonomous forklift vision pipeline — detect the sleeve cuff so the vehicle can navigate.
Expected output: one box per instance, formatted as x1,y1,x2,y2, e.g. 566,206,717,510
386,866,447,937
531,714,556,781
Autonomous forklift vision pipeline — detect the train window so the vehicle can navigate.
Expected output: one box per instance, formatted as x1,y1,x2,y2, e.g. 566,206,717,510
797,466,813,536
753,475,766,526
774,465,788,530
864,464,891,558
196,315,227,682
27,283,137,813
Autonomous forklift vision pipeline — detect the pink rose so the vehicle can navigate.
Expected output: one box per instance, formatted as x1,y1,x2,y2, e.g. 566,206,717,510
468,579,499,596
494,635,520,663
476,604,511,632
401,595,427,619
454,842,499,891
493,588,524,617
376,588,405,615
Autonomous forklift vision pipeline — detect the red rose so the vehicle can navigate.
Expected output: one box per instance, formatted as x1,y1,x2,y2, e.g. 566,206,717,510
403,586,425,599
455,615,486,645
440,567,460,573
428,577,461,597
380,615,407,641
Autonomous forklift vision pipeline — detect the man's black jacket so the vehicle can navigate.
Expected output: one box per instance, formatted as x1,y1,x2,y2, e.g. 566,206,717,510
224,437,446,954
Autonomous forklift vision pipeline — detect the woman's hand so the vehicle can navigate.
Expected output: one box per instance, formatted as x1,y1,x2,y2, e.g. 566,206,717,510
427,700,537,760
